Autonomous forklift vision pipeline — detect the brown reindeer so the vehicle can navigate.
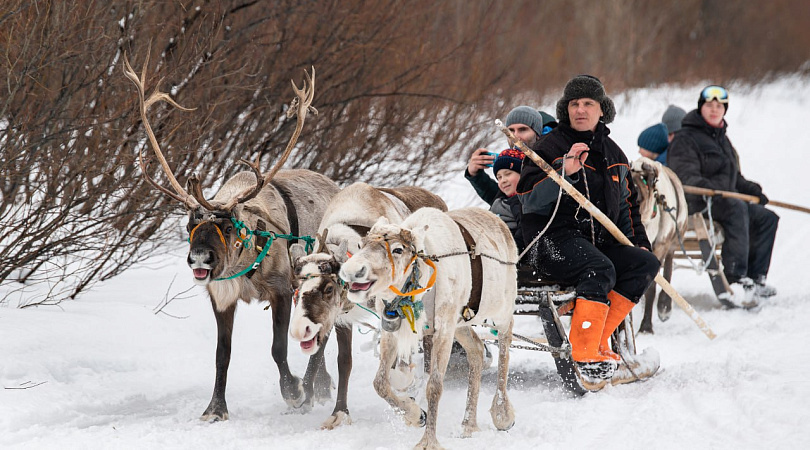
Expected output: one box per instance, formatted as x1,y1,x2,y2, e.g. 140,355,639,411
287,182,447,429
630,157,688,334
123,52,339,421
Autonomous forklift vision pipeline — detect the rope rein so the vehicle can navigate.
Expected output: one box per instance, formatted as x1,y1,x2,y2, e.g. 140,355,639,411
211,217,315,281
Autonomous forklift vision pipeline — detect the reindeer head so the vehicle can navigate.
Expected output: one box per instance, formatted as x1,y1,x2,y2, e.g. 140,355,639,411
630,157,660,224
338,217,422,304
288,233,350,355
123,50,315,285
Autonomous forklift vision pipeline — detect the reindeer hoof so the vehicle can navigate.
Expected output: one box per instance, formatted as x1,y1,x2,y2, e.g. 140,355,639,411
200,398,229,422
321,411,352,430
283,376,307,409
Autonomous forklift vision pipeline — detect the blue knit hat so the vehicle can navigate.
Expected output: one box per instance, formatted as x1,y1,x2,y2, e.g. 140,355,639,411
637,123,669,155
492,148,524,176
505,106,544,137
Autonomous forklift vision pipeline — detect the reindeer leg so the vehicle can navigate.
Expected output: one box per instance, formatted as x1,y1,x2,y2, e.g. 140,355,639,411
414,325,455,450
322,324,353,429
297,333,329,411
490,318,515,431
313,340,335,404
657,251,674,322
201,299,236,421
453,326,483,437
373,332,426,428
268,290,305,408
638,282,656,334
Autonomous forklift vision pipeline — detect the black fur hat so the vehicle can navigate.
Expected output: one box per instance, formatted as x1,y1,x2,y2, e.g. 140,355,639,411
555,75,616,125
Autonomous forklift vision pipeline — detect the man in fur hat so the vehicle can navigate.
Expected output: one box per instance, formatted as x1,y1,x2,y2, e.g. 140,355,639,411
517,75,660,388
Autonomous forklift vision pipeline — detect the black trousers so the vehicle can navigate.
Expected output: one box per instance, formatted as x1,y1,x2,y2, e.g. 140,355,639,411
528,228,661,304
710,197,779,282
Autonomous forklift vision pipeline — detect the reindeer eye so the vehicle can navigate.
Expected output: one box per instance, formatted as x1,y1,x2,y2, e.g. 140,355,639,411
324,285,334,296
224,225,233,234
392,248,404,255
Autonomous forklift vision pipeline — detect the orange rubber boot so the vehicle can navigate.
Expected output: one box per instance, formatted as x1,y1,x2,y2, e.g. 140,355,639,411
569,298,610,362
599,291,637,361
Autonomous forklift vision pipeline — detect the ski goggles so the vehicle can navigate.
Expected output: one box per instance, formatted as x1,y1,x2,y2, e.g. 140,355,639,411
700,85,729,103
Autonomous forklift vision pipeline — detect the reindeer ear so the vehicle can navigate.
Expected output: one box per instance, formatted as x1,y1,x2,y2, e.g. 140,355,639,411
289,242,308,265
373,216,390,228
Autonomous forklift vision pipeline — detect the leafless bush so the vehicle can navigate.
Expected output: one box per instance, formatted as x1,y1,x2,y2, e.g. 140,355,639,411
2,0,809,307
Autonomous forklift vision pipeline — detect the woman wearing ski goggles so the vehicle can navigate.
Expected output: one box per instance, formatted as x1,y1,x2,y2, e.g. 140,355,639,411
667,84,779,307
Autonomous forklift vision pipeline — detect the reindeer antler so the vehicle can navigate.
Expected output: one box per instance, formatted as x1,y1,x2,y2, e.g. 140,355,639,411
123,49,200,210
222,67,317,210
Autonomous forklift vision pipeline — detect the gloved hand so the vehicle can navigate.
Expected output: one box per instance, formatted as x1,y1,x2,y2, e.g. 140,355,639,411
758,193,769,206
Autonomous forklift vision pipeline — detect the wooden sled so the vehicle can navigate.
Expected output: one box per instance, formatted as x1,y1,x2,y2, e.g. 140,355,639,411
505,267,659,394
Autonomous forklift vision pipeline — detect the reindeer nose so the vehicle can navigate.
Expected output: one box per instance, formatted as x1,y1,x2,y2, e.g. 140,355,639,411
353,265,367,279
188,248,215,265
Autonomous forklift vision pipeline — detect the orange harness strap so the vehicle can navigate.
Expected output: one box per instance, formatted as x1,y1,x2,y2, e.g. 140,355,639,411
189,221,227,249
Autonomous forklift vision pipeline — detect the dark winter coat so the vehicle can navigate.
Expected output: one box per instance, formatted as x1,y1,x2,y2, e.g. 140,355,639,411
667,109,764,213
464,168,500,205
489,193,525,253
517,122,651,249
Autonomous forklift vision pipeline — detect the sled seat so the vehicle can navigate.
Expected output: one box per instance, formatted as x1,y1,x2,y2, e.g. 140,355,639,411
515,265,576,316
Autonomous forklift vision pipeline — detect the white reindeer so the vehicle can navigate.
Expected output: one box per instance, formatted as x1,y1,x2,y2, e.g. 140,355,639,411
288,182,447,429
339,207,517,450
631,157,688,333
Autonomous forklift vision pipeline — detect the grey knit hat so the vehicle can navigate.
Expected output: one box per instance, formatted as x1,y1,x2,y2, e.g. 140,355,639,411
661,105,686,134
505,106,544,137
555,75,616,125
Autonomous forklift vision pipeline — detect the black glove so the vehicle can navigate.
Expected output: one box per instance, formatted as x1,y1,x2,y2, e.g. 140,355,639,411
758,193,769,206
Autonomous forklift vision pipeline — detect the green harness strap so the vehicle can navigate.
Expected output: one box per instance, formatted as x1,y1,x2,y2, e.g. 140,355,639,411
214,218,314,281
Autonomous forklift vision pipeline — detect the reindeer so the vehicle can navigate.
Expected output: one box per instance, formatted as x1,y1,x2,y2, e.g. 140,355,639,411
123,52,340,421
287,182,447,429
631,157,688,334
339,207,517,450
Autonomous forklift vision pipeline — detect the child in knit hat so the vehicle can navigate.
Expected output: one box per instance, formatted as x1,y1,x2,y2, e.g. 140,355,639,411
637,123,669,164
489,148,526,251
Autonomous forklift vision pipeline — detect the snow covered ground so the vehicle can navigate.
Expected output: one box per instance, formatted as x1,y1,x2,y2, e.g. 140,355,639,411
2,77,810,449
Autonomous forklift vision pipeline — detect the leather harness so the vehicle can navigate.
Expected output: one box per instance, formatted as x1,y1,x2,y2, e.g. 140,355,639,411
454,220,483,319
